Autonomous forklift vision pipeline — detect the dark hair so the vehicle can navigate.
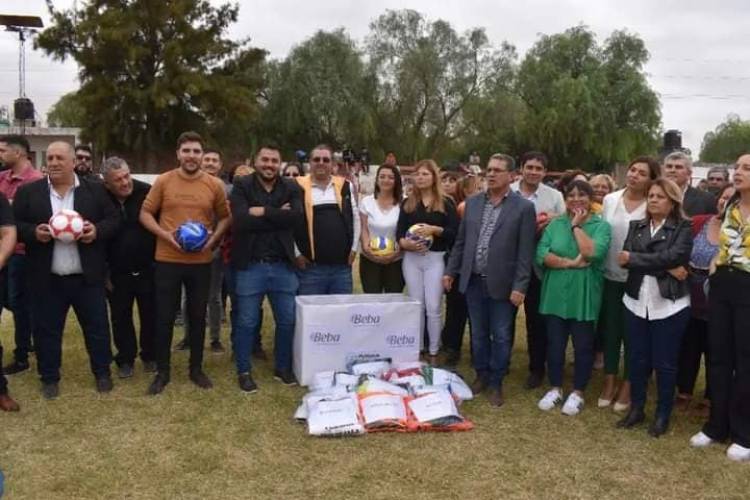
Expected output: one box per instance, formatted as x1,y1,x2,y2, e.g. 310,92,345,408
74,144,92,155
707,166,730,181
628,155,661,180
311,143,334,155
176,131,204,149
563,179,594,199
520,151,548,169
440,170,465,204
488,153,515,171
203,147,222,159
374,164,403,202
283,161,303,176
557,169,588,193
3,135,30,155
255,142,281,157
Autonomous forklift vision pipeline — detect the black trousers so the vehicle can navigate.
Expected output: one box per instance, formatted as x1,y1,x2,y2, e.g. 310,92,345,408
703,267,750,448
0,269,7,395
676,316,710,398
359,257,404,293
441,284,469,354
524,272,547,375
107,271,156,366
154,262,211,375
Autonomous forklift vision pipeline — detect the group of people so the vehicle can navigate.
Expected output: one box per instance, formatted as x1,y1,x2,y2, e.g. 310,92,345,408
0,132,748,462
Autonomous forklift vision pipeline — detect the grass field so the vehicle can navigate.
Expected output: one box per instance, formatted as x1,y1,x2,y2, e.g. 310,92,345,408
2,303,749,500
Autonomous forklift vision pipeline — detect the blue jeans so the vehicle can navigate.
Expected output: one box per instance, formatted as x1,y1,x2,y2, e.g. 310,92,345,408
233,263,298,374
545,315,595,391
465,274,516,387
297,263,352,295
5,254,34,364
626,307,690,420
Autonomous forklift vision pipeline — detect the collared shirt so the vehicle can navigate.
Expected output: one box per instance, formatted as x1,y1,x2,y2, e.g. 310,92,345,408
622,220,690,320
510,180,565,216
49,174,84,276
472,192,508,275
0,164,44,254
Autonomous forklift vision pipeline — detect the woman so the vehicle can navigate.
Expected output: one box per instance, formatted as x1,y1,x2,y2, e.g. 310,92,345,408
690,154,750,462
535,180,611,415
397,160,459,365
589,174,616,214
440,170,469,367
616,178,693,437
283,162,303,178
675,183,735,415
597,157,660,412
359,165,404,293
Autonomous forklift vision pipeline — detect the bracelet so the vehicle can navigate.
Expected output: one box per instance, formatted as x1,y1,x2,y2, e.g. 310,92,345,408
571,224,582,232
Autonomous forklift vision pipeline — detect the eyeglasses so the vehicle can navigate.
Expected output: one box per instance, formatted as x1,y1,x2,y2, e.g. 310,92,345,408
284,172,300,177
311,157,331,164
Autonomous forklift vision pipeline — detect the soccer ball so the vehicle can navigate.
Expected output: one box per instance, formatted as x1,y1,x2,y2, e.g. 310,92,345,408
49,209,85,243
405,223,433,249
370,236,396,256
175,221,209,252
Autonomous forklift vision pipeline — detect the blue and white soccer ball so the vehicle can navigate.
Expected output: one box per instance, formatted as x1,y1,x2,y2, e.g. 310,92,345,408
175,221,209,252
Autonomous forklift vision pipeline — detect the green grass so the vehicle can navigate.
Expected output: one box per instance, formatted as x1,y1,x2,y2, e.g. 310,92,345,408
2,305,749,499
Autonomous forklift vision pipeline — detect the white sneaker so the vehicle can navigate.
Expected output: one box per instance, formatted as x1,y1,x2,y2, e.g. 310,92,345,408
538,388,563,411
562,392,585,416
727,443,750,462
689,431,716,448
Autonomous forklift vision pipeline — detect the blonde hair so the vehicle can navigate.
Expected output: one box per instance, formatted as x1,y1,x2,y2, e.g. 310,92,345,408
403,159,446,213
589,173,616,193
649,178,688,221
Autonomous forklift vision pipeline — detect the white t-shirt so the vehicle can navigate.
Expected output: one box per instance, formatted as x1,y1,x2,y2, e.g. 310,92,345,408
603,190,647,282
359,195,400,245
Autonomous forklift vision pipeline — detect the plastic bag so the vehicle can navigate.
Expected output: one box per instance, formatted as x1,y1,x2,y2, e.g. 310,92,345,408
406,391,474,432
358,393,410,432
356,378,409,397
307,394,365,437
350,358,392,377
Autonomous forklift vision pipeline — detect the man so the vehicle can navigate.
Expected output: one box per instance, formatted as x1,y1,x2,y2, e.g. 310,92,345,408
102,157,157,379
510,151,565,390
0,191,19,411
706,166,730,196
176,147,227,353
0,135,42,375
14,141,120,399
384,151,397,167
74,145,97,179
230,144,302,391
294,144,360,295
662,152,716,216
444,154,536,407
140,131,230,395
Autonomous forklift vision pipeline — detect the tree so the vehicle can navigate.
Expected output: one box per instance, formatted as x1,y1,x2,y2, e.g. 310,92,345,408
364,10,517,163
47,92,86,128
700,115,750,163
36,0,266,171
515,26,660,170
259,29,372,156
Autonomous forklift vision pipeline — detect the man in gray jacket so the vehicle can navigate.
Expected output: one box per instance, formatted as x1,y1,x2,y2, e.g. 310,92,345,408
444,154,536,407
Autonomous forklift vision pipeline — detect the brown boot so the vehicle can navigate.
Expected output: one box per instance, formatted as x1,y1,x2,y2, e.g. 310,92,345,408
488,386,504,408
0,393,20,412
471,377,488,394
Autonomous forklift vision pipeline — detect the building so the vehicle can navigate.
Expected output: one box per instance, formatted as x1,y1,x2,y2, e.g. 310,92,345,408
0,125,81,169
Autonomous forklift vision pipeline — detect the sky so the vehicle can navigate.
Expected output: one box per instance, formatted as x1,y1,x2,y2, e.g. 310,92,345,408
2,0,750,156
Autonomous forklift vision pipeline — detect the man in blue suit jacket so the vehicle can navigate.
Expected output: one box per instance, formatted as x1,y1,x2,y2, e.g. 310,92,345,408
444,154,536,407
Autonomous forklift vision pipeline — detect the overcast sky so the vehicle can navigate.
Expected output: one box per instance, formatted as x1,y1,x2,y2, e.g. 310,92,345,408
2,0,750,156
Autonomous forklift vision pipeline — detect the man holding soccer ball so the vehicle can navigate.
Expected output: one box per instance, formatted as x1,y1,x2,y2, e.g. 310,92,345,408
13,141,121,400
139,131,230,395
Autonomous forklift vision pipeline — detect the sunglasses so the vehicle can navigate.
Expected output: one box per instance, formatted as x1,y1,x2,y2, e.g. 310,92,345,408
284,172,300,177
311,157,331,164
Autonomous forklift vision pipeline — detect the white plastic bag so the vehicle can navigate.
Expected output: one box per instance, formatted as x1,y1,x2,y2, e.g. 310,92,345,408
307,394,364,437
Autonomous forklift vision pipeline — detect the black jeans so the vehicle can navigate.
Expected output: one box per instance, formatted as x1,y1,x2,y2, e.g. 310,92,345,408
0,269,7,395
359,256,404,293
703,267,750,448
32,274,112,384
107,271,156,366
441,284,469,355
154,262,211,375
676,316,710,398
524,272,547,375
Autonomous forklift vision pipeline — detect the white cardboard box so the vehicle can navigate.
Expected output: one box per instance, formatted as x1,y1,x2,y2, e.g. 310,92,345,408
293,294,422,386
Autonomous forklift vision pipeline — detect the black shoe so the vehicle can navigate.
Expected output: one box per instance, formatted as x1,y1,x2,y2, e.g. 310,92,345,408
444,350,460,368
524,372,544,390
189,370,213,389
252,346,268,361
142,361,157,373
96,376,114,393
488,386,505,408
174,339,189,351
616,407,646,429
117,364,134,379
238,373,258,393
4,360,30,375
274,369,296,386
648,416,670,438
42,382,59,400
210,340,226,354
147,373,170,395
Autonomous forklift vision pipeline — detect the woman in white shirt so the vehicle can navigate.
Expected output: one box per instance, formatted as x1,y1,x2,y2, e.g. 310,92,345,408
359,165,404,293
615,178,693,438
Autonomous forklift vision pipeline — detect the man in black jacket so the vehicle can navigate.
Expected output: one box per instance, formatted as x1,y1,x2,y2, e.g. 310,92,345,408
229,144,302,391
14,142,121,399
102,157,156,379
662,152,716,216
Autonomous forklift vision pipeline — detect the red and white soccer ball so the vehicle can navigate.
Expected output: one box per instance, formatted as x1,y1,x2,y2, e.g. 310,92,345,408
49,209,85,243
